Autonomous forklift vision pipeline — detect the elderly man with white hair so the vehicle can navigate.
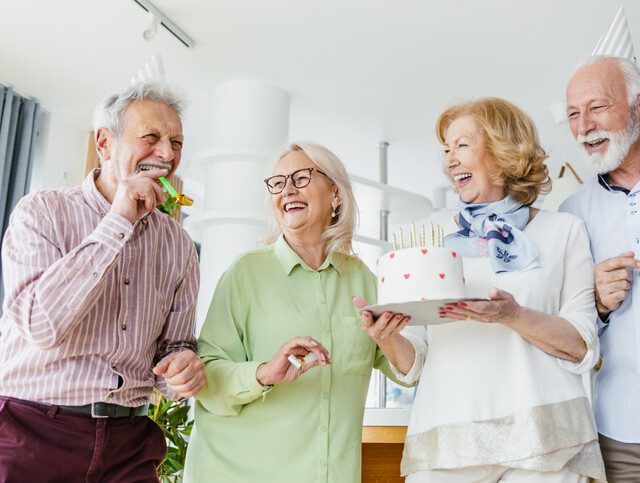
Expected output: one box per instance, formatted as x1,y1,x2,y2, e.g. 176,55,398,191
560,55,640,482
0,80,205,482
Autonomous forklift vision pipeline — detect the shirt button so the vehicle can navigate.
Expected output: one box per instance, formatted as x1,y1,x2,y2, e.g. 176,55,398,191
321,424,328,432
121,324,127,331
321,461,327,467
118,233,125,239
313,272,320,279
322,392,329,399
123,278,130,285
320,299,326,305
92,272,98,278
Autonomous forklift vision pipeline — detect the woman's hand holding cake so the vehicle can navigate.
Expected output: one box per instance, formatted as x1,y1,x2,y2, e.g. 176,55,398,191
440,287,520,323
352,296,416,376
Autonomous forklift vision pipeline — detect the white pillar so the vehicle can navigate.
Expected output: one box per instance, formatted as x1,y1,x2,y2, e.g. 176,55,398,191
186,81,290,332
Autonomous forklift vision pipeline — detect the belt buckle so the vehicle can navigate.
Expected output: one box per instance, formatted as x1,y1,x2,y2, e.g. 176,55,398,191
90,403,110,419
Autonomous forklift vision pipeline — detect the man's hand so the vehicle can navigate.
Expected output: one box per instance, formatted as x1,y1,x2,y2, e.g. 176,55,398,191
111,168,169,224
153,350,205,399
594,252,640,317
255,336,330,386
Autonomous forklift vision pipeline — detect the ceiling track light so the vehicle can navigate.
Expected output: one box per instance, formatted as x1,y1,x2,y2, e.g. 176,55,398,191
133,0,195,49
143,12,159,41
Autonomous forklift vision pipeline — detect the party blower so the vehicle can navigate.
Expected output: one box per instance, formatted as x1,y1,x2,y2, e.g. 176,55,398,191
158,176,194,206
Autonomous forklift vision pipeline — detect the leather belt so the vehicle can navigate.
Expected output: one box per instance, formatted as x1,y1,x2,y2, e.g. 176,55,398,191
58,402,149,419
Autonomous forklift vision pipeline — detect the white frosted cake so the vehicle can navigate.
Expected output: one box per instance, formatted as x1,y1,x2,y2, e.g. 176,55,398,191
377,246,466,305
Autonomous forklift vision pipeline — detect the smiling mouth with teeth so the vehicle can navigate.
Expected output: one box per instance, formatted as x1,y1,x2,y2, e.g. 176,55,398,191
284,202,308,212
452,173,472,181
584,138,607,147
137,163,172,173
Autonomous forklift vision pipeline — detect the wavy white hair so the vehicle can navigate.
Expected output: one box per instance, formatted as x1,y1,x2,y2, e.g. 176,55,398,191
263,141,357,255
576,56,640,107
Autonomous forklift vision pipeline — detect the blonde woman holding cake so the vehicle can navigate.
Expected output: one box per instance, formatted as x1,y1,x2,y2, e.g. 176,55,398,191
185,142,402,483
355,98,605,482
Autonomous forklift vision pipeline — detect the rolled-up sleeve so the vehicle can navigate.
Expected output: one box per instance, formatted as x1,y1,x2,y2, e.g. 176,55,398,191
556,220,600,374
195,267,272,416
385,326,429,384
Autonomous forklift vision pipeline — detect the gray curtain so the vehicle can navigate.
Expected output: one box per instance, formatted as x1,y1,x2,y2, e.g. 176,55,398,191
0,85,43,311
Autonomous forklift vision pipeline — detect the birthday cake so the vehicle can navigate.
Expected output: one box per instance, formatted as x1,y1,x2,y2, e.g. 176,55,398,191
377,246,466,305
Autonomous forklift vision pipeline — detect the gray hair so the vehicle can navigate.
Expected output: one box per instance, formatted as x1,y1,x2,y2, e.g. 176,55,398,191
264,141,358,255
576,56,640,107
93,80,186,136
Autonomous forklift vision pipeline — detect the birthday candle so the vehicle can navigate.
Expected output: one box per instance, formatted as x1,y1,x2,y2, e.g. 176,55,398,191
430,223,434,247
410,222,416,248
392,232,397,251
399,227,404,249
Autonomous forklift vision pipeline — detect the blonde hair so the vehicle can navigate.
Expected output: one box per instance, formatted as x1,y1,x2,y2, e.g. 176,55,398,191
436,97,551,206
263,141,357,255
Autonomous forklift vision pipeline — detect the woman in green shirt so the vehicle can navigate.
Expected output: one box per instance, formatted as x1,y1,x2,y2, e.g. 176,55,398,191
184,142,400,483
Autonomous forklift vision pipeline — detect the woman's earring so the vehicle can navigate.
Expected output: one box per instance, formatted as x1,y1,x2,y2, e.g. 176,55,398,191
331,205,338,218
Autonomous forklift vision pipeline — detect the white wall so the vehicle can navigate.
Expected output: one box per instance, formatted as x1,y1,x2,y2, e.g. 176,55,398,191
29,111,87,192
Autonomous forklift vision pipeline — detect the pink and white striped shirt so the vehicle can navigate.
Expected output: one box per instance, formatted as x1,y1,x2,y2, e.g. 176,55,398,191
0,170,199,406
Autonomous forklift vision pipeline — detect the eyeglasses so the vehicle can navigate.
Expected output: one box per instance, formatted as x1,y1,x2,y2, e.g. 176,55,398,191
264,167,330,194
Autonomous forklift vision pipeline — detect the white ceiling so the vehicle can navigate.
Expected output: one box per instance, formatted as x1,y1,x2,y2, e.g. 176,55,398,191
1,0,637,198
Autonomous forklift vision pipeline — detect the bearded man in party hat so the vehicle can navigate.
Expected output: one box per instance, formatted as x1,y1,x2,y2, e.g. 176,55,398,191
560,6,640,482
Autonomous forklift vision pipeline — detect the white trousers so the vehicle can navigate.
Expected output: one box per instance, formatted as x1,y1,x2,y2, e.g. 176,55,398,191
405,465,587,483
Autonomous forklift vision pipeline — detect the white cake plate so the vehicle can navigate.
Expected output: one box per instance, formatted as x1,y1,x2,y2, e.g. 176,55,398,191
360,298,484,326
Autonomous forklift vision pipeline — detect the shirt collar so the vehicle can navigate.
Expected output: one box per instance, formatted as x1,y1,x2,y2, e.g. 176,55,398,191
597,173,639,196
274,234,341,276
81,168,113,216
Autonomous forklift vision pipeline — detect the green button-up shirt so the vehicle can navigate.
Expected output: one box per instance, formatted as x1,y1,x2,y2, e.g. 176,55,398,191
184,236,397,483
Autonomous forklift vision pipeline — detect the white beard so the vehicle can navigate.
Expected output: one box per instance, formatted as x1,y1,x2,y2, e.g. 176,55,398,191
577,114,640,174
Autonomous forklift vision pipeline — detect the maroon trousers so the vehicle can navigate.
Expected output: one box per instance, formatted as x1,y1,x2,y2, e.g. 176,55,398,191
0,396,166,483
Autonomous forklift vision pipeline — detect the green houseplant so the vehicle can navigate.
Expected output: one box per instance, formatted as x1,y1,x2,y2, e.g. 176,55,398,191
148,395,194,483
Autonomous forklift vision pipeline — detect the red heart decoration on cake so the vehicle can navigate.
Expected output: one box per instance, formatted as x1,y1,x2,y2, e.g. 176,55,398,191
403,273,411,279
451,251,457,257
463,277,466,283
381,276,385,283
421,249,427,254
439,273,445,279
389,253,395,259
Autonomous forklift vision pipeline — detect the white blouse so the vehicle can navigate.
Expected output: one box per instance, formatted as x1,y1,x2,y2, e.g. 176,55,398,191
393,210,605,480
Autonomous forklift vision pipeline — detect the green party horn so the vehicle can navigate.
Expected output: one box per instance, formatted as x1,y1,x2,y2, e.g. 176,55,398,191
158,176,194,206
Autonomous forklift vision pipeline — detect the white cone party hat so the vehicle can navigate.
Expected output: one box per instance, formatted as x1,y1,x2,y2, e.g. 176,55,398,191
129,52,166,86
591,6,636,62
